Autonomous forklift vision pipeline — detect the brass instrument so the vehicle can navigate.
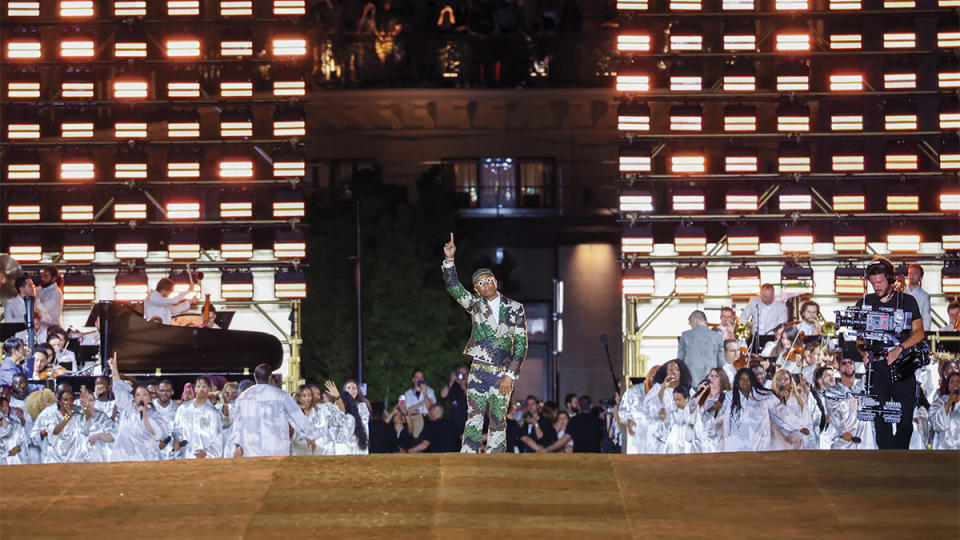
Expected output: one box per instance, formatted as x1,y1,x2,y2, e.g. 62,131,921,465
734,323,752,342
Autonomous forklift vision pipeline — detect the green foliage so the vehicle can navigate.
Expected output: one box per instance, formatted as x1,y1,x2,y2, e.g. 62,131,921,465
301,166,488,404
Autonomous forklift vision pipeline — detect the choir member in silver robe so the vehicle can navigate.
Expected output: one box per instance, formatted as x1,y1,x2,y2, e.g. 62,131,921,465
231,364,320,458
664,385,697,454
31,388,79,463
693,368,730,453
721,368,778,452
171,376,223,459
616,382,647,454
823,357,876,450
291,385,320,456
76,390,115,462
343,380,370,455
929,373,960,450
796,375,823,450
93,376,117,419
643,360,693,454
107,353,170,462
769,370,811,451
218,382,239,458
153,380,179,459
0,396,27,465
313,396,343,456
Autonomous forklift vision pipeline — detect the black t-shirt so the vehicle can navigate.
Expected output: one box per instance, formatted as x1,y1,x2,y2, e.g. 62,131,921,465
368,419,397,454
446,382,468,431
565,412,604,453
417,418,459,453
519,416,558,452
855,291,921,343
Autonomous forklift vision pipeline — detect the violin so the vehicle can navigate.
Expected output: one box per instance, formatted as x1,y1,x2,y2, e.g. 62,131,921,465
783,331,806,367
37,365,67,379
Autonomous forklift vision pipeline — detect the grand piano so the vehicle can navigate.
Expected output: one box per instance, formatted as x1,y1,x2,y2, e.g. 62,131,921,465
95,301,284,375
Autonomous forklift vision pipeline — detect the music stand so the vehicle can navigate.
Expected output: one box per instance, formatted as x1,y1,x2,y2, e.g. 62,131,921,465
1,322,26,341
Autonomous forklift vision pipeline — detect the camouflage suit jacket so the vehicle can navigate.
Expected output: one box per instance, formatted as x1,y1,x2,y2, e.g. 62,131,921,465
443,261,528,377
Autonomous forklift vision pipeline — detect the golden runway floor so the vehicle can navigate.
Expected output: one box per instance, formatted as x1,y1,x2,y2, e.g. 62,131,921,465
1,451,957,539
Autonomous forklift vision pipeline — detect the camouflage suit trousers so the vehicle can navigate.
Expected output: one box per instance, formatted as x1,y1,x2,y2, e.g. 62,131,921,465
461,360,510,453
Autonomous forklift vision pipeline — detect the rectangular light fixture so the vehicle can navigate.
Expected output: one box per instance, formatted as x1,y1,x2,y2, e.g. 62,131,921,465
221,81,253,97
672,193,705,212
221,40,254,56
727,228,760,253
9,242,42,262
114,0,146,15
273,80,306,97
622,267,655,296
8,0,41,16
274,234,306,259
62,121,94,138
832,153,864,171
725,155,757,173
940,111,960,129
114,80,148,99
884,0,915,6
7,162,40,180
167,0,200,15
115,241,148,259
617,35,651,52
942,267,960,294
885,114,917,131
830,34,862,50
616,75,650,92
63,274,96,302
776,0,807,7
776,33,810,51
168,241,201,260
938,31,960,48
780,229,814,253
670,154,705,174
619,190,653,212
619,155,651,173
167,81,201,98
885,153,918,170
275,271,307,299
617,0,649,8
221,121,253,137
622,228,654,254
168,122,200,138
830,0,861,7
939,69,960,88
7,203,40,221
887,193,919,212
618,115,650,132
166,39,201,58
61,204,93,221
675,267,708,296
723,0,754,7
723,75,756,92
115,41,147,58
834,233,866,252
7,122,41,139
829,74,863,91
781,267,814,295
670,35,703,51
776,75,809,92
834,268,866,295
166,201,200,220
887,231,920,252
62,81,94,98
271,38,307,56
221,272,255,299
114,272,149,301
274,160,305,178
674,228,707,254
274,0,305,14
273,200,305,218
221,238,254,260
220,201,253,218
724,114,756,132
884,72,916,90
114,202,147,220
941,192,960,211
60,162,94,180
221,0,252,15
725,192,758,212
778,156,810,172
833,193,865,212
6,40,42,59
168,161,200,178
943,233,960,250
723,34,756,51
779,191,812,210
273,120,306,137
669,76,702,92
115,162,148,179
831,114,863,131
219,159,254,178
777,115,809,132
884,32,916,49
670,114,702,131
728,267,761,297
115,122,148,139
7,81,40,99
60,39,95,58
670,0,701,8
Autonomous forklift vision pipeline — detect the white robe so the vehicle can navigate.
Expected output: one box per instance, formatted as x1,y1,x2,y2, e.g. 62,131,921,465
823,381,877,450
770,398,810,451
291,407,321,456
172,399,223,459
693,394,725,453
721,389,778,452
110,380,170,462
664,400,697,454
37,283,64,328
219,402,237,458
0,413,28,465
312,402,341,456
909,405,930,450
230,383,320,458
929,395,960,450
38,410,115,463
153,399,180,459
643,383,676,454
618,384,647,455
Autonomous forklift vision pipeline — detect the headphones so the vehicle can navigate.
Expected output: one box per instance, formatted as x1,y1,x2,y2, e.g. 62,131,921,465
865,257,896,285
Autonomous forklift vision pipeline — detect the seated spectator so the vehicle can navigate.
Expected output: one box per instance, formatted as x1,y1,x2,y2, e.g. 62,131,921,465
543,395,604,453
520,400,558,452
408,404,459,453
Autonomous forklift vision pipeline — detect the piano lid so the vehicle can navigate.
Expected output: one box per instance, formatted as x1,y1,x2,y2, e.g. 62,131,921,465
93,301,283,375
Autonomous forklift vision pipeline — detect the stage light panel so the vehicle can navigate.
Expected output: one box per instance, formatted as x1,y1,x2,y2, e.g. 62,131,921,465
274,231,306,259
669,75,702,92
776,0,807,8
943,267,960,293
938,31,960,48
221,233,255,260
61,121,94,138
940,191,960,210
778,156,810,173
221,40,253,57
780,227,813,253
622,267,656,296
887,230,920,252
884,71,916,90
275,270,307,299
672,192,705,212
6,39,42,59
832,153,864,172
670,34,703,52
622,227,654,255
114,40,147,58
722,0,753,7
723,33,756,51
939,65,960,88
833,229,866,252
669,107,702,131
62,80,94,99
167,0,199,15
114,79,148,99
728,266,760,297
725,191,758,212
220,200,253,218
671,153,705,174
274,158,306,178
616,74,650,92
942,153,960,170
884,0,915,7
220,80,253,98
781,266,814,295
273,119,306,137
114,121,148,139
219,158,254,178
834,267,866,295
221,0,252,14
273,193,305,218
6,159,40,180
723,75,756,92
9,238,42,262
7,121,40,139
830,33,862,50
617,0,649,9
617,34,651,52
165,200,200,220
727,226,760,253
60,38,95,58
168,120,200,138
670,0,701,9
829,0,860,8
944,232,960,250
7,80,40,99
114,0,146,16
221,271,255,299
114,271,149,301
833,191,865,212
8,0,40,16
63,274,96,302
887,192,919,212
675,267,708,296
273,79,306,97
114,200,147,220
618,103,650,132
166,39,201,58
7,202,40,221
271,38,306,56
885,114,917,131
619,189,654,212
674,227,707,254
829,73,863,91
115,161,148,179
884,32,916,49
619,148,652,173
167,158,200,178
779,189,811,211
168,232,201,260
724,154,757,173
723,106,757,131
830,114,863,131
939,106,960,129
777,115,809,132
115,237,148,259
61,203,93,221
60,160,94,180
885,145,918,170
274,0,305,14
221,120,253,138
941,0,960,6
776,32,810,51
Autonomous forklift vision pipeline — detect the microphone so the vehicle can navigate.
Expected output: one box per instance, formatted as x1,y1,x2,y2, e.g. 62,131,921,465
137,401,146,419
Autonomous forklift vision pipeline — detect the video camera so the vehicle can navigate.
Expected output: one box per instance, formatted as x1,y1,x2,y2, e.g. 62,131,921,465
834,306,908,348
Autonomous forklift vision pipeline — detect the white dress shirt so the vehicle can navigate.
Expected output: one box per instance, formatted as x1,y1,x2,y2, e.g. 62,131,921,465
3,296,54,342
143,290,191,325
743,297,788,336
904,284,931,331
403,386,437,415
37,283,64,328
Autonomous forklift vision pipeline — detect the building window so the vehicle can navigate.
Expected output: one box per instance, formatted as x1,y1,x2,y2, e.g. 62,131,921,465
444,157,555,210
443,159,479,207
518,158,555,208
480,158,517,208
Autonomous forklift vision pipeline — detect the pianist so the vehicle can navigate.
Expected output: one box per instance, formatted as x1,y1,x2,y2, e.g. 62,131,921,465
143,278,193,325
4,275,55,343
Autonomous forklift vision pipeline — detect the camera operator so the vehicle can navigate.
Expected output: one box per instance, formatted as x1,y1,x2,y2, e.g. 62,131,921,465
855,256,925,449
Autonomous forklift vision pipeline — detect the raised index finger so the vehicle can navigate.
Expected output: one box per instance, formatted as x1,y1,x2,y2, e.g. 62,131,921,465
449,232,454,243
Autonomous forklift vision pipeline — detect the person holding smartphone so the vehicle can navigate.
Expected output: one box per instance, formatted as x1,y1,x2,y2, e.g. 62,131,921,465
930,372,960,450
401,369,435,438
441,366,470,437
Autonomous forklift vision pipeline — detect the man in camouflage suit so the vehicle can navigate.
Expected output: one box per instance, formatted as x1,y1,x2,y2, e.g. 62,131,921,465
442,233,527,453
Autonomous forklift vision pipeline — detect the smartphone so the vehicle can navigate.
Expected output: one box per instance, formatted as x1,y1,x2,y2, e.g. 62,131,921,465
398,395,405,405
457,372,465,381
514,400,522,408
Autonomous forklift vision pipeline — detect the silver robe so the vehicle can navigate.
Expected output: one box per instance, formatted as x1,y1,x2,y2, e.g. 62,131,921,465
230,383,320,457
618,384,647,455
929,395,960,450
642,383,676,454
110,380,170,462
693,394,724,453
664,400,697,454
721,389,778,452
0,413,28,465
312,402,340,456
172,399,223,459
219,402,236,457
152,399,180,459
770,398,810,451
823,381,876,450
39,410,115,463
291,406,321,456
